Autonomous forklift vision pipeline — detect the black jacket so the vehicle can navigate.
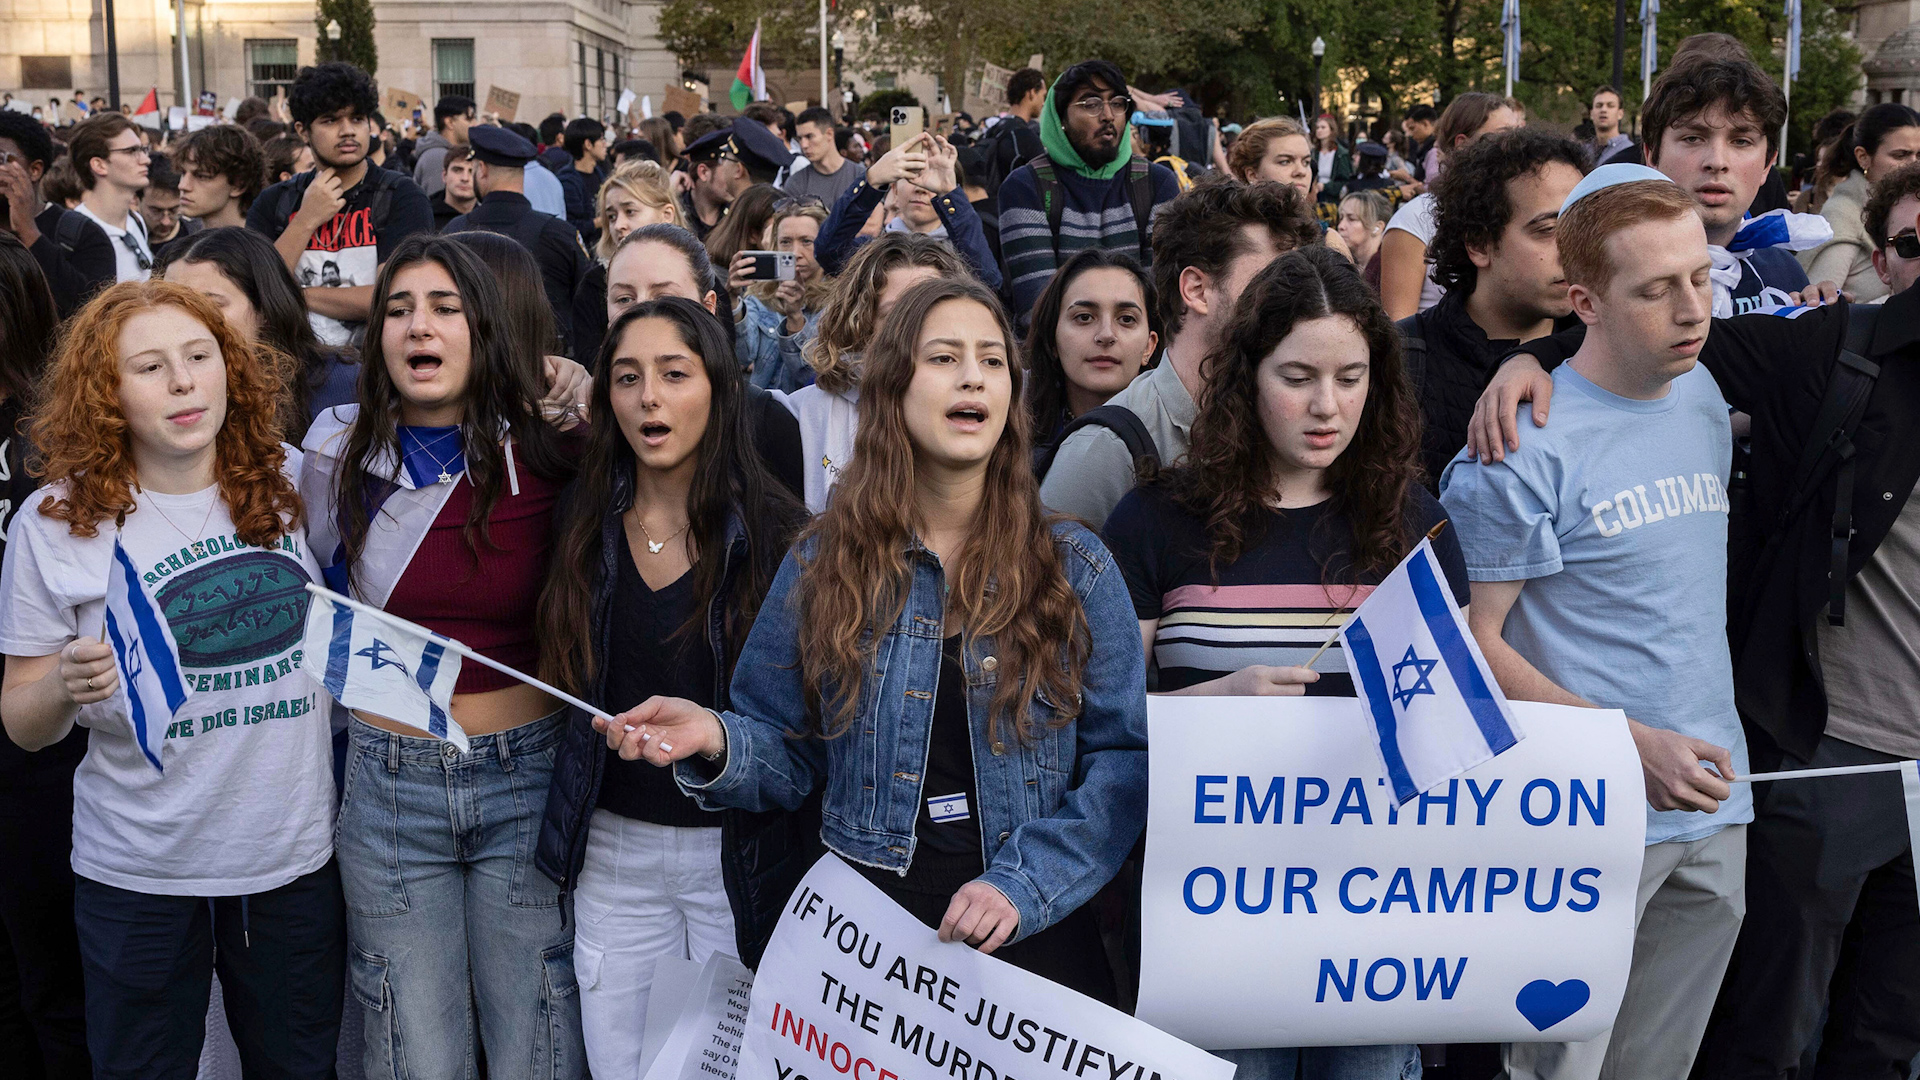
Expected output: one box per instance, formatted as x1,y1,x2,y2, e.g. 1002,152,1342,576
534,462,820,966
1516,292,1920,759
1399,290,1528,490
446,190,592,355
28,203,114,317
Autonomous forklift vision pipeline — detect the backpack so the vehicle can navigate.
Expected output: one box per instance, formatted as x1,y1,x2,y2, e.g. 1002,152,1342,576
980,116,1036,200
1032,403,1160,484
52,207,96,254
1765,304,1882,626
272,164,402,237
1028,151,1156,266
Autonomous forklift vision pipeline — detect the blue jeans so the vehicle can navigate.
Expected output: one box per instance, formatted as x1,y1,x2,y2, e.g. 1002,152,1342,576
1216,1045,1422,1080
336,714,583,1079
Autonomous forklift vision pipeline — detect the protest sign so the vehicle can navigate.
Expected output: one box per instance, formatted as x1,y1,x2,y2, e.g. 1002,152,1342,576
484,85,521,123
978,63,1014,107
644,952,754,1080
617,88,636,119
384,87,425,121
641,957,707,1076
1137,697,1645,1049
745,856,1233,1080
665,85,703,119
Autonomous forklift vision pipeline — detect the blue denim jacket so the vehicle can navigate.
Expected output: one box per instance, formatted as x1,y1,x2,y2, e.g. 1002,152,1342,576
737,294,820,395
676,520,1147,943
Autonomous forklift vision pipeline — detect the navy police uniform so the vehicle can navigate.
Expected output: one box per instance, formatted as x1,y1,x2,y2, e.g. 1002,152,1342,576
445,125,593,356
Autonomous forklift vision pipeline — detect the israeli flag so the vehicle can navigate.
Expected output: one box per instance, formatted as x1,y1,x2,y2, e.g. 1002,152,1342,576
302,586,467,752
1339,539,1523,804
104,538,190,771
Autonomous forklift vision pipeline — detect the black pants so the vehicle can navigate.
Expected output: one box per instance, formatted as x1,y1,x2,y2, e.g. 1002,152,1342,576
0,760,90,1080
858,854,1118,1007
1694,735,1920,1079
73,859,346,1080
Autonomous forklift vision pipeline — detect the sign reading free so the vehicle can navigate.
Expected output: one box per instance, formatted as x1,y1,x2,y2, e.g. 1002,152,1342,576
1137,698,1646,1048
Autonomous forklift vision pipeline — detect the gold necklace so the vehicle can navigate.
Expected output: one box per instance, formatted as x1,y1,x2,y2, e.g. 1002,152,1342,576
634,515,691,555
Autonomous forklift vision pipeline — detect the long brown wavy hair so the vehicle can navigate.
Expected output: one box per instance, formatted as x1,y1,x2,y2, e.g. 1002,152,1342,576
332,235,574,588
1166,245,1422,581
29,280,300,544
795,277,1089,744
805,233,968,395
537,299,804,695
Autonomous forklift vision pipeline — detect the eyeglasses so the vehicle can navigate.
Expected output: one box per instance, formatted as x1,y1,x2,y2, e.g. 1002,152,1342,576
1890,231,1920,260
773,195,825,212
118,232,153,271
108,144,152,158
1070,96,1134,117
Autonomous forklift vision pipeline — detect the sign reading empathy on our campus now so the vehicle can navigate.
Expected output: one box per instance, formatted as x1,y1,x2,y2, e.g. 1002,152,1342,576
742,856,1233,1080
1137,698,1647,1048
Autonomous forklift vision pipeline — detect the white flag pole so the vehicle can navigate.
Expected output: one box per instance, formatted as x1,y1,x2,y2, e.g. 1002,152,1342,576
305,583,615,723
1737,761,1910,783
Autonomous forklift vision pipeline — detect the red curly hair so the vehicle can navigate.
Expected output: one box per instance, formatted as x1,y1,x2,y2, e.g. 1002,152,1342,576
28,280,301,545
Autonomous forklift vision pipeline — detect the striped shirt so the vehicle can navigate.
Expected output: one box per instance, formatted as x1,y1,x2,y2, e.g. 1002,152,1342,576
1104,483,1469,694
997,158,1179,322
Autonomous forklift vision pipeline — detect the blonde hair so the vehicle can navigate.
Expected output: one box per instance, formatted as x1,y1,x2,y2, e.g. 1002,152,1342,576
595,159,681,262
805,234,969,396
1227,117,1310,183
749,201,833,311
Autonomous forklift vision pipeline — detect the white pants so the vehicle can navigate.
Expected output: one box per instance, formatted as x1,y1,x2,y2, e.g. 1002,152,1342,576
574,811,737,1080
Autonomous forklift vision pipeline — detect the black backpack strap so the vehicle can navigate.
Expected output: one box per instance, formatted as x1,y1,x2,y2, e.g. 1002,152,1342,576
53,207,89,253
1030,152,1064,259
1128,155,1154,265
364,165,399,229
1781,304,1881,626
1037,403,1160,483
1395,313,1429,395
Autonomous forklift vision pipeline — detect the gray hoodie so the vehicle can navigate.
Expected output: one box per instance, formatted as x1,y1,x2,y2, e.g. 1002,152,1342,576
413,131,453,196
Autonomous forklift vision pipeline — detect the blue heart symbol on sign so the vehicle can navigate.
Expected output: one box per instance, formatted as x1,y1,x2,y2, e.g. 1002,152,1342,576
1515,979,1591,1031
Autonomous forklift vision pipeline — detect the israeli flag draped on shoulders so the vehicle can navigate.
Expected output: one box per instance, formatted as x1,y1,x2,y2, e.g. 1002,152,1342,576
302,585,468,752
1339,538,1523,804
104,537,190,771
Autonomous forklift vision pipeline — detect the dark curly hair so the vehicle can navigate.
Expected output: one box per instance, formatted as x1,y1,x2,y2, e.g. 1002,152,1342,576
1162,245,1422,580
288,61,378,129
176,124,268,210
0,110,55,168
1642,56,1786,168
1430,129,1589,294
1149,175,1322,339
1864,160,1920,251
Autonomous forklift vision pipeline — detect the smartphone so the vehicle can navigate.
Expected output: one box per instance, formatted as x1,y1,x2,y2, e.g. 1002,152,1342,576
741,250,797,282
889,106,924,150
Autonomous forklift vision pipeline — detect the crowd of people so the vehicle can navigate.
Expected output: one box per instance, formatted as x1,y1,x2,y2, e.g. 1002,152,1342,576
0,29,1917,1080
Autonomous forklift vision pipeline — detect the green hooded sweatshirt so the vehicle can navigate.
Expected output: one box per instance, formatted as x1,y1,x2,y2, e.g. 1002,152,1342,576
1038,73,1135,181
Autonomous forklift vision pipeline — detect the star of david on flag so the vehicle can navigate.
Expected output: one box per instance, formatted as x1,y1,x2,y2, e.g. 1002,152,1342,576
1338,537,1523,803
302,585,468,752
104,537,191,771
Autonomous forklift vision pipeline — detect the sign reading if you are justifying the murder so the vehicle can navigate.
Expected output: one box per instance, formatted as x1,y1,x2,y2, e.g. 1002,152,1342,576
1136,697,1646,1048
742,856,1233,1080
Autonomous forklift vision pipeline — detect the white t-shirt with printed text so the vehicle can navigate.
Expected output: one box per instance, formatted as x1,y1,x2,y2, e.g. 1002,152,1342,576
0,469,333,895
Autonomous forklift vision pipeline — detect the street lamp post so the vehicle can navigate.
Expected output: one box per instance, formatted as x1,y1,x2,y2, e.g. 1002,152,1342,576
325,18,341,63
831,30,846,120
1311,36,1326,120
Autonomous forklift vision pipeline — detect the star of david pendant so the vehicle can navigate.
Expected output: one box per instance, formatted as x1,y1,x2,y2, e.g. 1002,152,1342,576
438,471,454,484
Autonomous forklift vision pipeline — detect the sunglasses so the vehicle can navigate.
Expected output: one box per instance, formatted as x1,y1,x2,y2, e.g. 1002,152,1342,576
119,232,153,271
773,195,825,212
1890,231,1920,260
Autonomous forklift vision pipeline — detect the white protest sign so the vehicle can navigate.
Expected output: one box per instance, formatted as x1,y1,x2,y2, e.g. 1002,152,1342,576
644,952,753,1080
641,956,706,1076
1137,697,1646,1049
746,856,1233,1080
617,88,637,118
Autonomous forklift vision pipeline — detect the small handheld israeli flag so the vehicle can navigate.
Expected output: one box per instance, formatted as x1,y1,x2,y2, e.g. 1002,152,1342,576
302,585,467,752
104,538,191,771
1339,538,1523,804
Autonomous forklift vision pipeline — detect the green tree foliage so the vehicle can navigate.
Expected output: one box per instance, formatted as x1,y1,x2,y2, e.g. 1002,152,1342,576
657,0,1857,156
315,0,378,76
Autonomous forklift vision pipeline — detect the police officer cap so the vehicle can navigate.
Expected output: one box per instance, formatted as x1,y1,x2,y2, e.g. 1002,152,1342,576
683,126,734,162
468,124,537,167
727,118,792,175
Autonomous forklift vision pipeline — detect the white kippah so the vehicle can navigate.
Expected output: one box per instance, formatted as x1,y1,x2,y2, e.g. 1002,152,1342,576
1559,163,1675,216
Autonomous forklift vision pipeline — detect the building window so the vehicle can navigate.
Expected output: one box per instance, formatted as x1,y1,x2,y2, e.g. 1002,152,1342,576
244,40,297,99
598,47,611,118
20,56,73,90
578,43,589,119
434,40,476,101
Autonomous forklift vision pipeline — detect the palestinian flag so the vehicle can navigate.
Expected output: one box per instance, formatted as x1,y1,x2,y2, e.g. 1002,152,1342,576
730,23,765,111
133,88,159,115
